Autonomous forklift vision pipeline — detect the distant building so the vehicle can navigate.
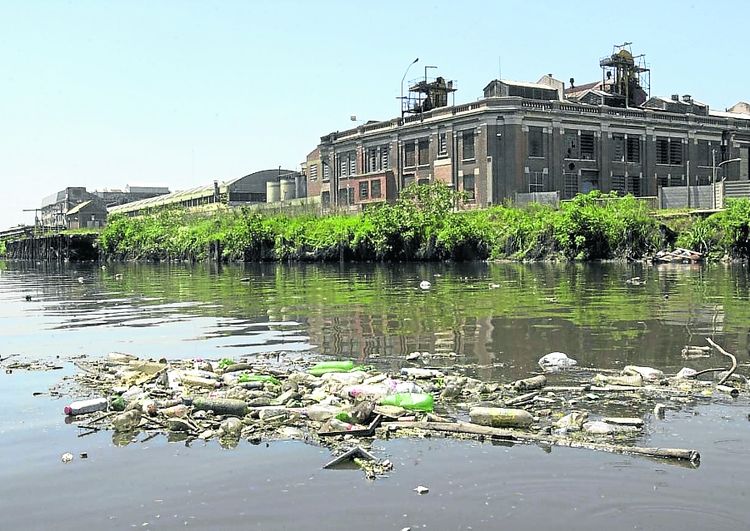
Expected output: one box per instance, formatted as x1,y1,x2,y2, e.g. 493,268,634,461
65,200,108,229
109,169,300,216
304,44,750,211
40,184,170,229
40,187,95,229
92,185,171,208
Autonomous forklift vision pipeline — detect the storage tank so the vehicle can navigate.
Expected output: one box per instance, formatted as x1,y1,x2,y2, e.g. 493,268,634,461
280,179,296,201
266,181,280,203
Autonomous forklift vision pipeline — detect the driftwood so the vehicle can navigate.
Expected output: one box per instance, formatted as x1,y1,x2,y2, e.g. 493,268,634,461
706,338,738,386
383,420,700,464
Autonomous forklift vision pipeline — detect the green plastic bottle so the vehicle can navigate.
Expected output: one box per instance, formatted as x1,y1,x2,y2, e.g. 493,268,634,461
308,360,355,376
379,393,434,412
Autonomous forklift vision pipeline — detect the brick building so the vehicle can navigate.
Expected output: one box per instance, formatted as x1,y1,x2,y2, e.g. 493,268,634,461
305,46,750,210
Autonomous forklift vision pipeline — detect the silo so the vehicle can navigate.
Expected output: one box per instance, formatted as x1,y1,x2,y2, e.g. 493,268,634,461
266,181,280,203
280,179,296,201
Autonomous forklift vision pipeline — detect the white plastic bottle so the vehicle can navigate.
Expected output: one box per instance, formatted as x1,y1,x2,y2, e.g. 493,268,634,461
64,397,108,416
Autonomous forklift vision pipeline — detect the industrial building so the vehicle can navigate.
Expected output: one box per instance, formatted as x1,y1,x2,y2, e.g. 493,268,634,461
40,185,170,229
109,169,302,217
305,44,750,211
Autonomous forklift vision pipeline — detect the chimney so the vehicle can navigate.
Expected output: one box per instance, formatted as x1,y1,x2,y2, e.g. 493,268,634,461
569,77,575,88
682,94,692,103
671,94,680,102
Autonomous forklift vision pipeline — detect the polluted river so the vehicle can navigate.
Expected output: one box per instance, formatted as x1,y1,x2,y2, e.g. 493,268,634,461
1,260,749,530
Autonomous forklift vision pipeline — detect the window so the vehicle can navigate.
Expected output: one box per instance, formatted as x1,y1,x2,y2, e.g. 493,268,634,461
669,140,682,165
359,181,369,200
404,142,416,167
349,155,357,176
463,173,475,200
564,132,579,159
462,130,475,160
417,177,430,186
438,132,448,156
339,156,348,177
696,140,710,167
370,179,382,199
657,138,682,165
626,137,640,163
580,131,595,160
612,134,625,162
418,138,429,165
611,175,626,195
365,145,389,173
366,147,378,173
309,163,318,180
528,127,544,158
323,163,330,181
656,138,669,164
381,146,389,169
321,191,331,207
338,188,355,206
628,175,641,196
741,146,749,179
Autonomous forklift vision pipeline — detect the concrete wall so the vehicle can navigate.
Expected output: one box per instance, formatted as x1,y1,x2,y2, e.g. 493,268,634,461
659,185,714,209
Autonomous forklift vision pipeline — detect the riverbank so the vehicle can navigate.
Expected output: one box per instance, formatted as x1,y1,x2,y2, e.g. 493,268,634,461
5,186,750,263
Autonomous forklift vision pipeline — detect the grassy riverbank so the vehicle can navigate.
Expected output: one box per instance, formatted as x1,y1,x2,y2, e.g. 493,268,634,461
98,184,750,262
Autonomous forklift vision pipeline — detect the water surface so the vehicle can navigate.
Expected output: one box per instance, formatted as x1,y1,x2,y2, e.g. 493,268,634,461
1,260,748,530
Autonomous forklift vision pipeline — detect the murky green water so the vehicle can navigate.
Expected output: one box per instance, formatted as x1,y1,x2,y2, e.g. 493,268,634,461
1,260,749,530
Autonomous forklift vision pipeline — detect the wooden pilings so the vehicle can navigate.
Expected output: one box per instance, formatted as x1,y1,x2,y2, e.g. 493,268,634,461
4,234,99,262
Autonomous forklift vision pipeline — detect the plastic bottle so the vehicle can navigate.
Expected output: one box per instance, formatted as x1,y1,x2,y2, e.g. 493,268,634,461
379,393,434,412
112,409,142,432
308,360,355,376
64,397,108,416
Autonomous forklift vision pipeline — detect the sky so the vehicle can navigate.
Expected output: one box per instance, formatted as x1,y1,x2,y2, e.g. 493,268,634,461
1,0,748,229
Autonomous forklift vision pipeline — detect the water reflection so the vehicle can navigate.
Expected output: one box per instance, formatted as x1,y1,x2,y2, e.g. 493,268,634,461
0,260,748,381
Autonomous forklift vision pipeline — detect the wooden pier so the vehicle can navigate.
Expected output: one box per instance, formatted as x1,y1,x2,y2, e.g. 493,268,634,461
3,234,99,261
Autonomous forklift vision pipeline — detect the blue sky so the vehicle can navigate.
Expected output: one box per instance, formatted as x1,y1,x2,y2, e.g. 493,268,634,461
1,0,748,228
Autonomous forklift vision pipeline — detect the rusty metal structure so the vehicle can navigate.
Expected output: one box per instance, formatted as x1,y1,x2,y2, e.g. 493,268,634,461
599,42,650,108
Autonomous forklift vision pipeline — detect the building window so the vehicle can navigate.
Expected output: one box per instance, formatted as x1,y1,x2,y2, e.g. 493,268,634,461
626,137,640,163
657,137,682,165
309,164,318,180
741,146,749,179
669,140,682,165
349,155,357,176
463,173,475,200
404,142,416,167
339,156,348,177
323,163,330,181
371,179,382,199
381,146,390,169
528,127,544,158
359,181,369,200
462,130,475,160
628,175,641,196
611,174,626,195
438,132,448,156
564,132,579,159
321,191,331,207
580,131,595,160
338,188,355,206
612,134,625,162
696,140,710,167
366,147,378,173
656,138,669,164
417,177,430,186
418,138,430,165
